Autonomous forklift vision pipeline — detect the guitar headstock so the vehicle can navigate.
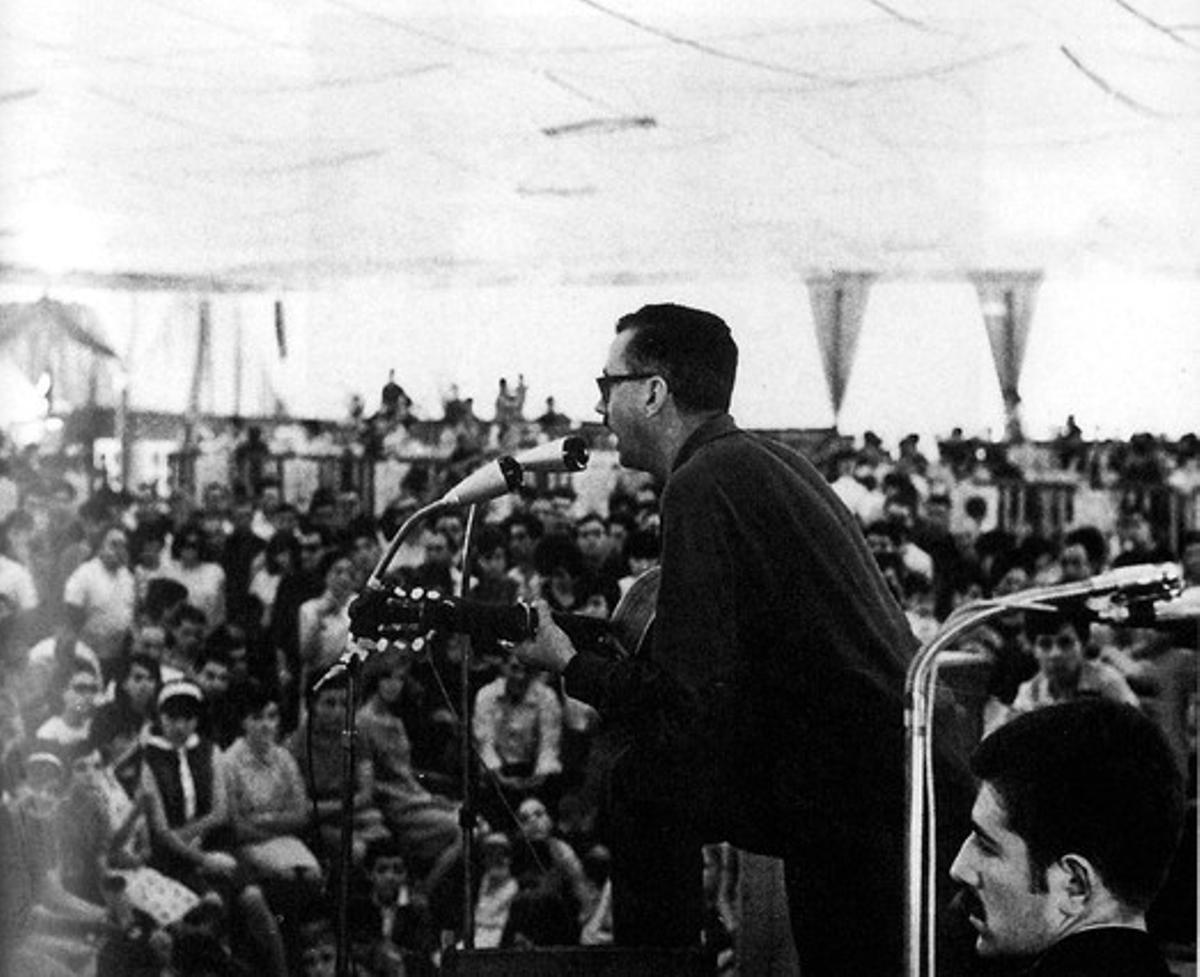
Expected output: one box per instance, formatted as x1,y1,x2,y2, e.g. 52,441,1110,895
349,584,447,651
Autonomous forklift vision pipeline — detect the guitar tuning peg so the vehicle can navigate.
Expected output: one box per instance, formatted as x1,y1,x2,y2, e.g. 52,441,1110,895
411,587,425,601
411,636,425,653
427,590,441,602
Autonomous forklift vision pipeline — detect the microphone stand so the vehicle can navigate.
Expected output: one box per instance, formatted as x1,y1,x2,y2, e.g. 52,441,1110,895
334,651,363,977
331,499,447,977
903,564,1182,977
329,496,491,972
458,503,482,950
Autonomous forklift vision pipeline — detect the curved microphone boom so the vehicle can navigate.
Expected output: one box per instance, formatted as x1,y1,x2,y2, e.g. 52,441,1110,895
315,436,591,694
437,435,590,508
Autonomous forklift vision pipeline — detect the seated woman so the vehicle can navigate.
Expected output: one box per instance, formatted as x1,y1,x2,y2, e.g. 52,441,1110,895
91,651,161,743
357,650,461,883
2,744,110,977
140,680,288,977
58,720,199,930
287,673,390,867
223,680,322,908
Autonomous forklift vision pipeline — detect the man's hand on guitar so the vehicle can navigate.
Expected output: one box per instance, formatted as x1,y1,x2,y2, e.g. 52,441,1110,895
517,599,577,674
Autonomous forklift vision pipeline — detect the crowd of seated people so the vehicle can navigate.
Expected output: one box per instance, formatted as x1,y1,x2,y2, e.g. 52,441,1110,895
0,413,1197,976
0,431,683,975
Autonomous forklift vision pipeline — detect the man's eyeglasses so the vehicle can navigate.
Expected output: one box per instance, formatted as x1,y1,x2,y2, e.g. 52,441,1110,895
595,372,657,404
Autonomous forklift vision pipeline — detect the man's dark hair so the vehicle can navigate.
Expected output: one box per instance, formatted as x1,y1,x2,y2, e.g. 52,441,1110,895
626,528,661,561
232,678,277,722
616,303,737,412
363,834,406,870
971,700,1184,911
473,524,508,561
143,578,189,623
1021,606,1091,646
1062,525,1107,569
505,512,544,542
533,534,584,579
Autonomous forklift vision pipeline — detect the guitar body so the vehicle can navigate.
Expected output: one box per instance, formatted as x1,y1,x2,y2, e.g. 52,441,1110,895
606,566,659,658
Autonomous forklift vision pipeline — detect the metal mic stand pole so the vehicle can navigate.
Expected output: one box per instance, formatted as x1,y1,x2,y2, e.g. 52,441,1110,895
458,502,482,950
333,499,447,977
335,650,364,977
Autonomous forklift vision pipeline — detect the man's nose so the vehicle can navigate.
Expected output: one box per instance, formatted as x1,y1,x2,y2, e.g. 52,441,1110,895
948,840,973,885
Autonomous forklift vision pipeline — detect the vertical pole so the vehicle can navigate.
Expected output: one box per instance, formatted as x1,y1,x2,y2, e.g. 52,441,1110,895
459,503,481,949
335,654,362,977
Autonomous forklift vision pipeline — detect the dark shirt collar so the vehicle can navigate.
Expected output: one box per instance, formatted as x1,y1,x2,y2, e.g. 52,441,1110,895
672,413,739,473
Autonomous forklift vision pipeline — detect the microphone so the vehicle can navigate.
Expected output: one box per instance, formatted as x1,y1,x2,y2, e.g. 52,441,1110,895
1007,563,1183,627
437,436,590,508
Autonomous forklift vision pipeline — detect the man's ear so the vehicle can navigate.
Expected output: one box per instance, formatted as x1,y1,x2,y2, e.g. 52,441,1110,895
1049,853,1097,919
644,376,670,417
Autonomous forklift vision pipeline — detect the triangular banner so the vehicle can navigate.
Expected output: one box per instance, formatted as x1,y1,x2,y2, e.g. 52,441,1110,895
969,272,1043,426
806,272,876,421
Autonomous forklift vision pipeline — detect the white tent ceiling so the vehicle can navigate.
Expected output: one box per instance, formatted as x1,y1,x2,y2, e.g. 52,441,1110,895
3,0,1199,289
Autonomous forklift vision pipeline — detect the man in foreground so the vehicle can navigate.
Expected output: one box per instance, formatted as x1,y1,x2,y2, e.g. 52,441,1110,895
950,699,1185,976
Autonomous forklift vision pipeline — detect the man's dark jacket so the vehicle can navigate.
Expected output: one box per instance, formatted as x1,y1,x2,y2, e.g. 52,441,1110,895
564,415,958,856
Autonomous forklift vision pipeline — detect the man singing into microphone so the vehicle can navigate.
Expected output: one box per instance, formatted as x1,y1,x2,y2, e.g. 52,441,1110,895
518,304,972,975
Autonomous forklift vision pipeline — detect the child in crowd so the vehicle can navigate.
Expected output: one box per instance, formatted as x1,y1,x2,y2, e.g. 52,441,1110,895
349,836,438,977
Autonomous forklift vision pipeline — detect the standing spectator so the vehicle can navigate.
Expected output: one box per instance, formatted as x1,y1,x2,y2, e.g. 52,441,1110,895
247,533,299,634
535,397,571,439
269,529,326,728
221,496,265,630
129,519,169,608
63,523,136,679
